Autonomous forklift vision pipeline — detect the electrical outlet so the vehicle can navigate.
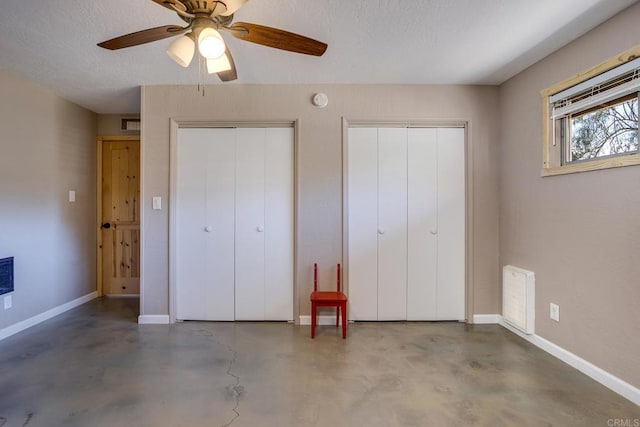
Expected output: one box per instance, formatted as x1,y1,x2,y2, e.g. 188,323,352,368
550,303,559,322
4,295,12,310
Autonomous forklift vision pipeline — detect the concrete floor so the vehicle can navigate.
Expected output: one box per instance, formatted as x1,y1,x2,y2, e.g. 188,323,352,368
0,298,638,426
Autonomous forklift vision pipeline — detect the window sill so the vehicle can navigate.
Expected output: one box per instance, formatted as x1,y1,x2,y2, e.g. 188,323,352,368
541,153,640,177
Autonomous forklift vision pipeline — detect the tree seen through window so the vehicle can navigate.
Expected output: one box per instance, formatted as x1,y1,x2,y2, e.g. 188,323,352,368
569,96,638,162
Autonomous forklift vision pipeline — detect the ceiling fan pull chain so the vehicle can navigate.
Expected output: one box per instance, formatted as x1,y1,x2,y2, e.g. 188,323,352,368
196,54,206,96
197,54,202,94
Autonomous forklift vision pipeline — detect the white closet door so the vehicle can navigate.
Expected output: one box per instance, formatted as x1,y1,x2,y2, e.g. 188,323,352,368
436,128,465,320
264,128,294,321
377,128,408,320
347,128,379,321
407,128,438,320
176,128,235,321
235,128,266,321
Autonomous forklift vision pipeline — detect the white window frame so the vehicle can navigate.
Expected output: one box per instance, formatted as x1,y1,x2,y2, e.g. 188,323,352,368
541,45,640,176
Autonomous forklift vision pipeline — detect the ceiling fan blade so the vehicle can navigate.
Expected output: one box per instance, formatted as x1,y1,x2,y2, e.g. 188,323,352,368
217,49,238,82
98,25,186,50
150,0,187,13
228,22,327,56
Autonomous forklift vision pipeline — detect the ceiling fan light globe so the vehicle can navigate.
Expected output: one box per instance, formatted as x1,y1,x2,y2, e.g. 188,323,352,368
206,55,232,74
220,0,248,16
166,35,195,67
198,28,226,59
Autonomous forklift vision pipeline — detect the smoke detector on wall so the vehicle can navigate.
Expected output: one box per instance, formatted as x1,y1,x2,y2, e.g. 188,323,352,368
312,93,328,108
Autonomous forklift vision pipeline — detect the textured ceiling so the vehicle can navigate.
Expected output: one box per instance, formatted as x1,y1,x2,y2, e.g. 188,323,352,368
0,0,636,113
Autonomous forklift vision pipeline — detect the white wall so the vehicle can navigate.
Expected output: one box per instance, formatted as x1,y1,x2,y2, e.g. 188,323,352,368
0,71,97,332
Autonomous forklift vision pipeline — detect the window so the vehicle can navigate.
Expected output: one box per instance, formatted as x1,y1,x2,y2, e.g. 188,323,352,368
567,97,637,162
541,45,640,176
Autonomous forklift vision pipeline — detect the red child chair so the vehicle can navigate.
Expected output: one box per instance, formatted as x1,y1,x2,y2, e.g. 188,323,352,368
310,263,348,339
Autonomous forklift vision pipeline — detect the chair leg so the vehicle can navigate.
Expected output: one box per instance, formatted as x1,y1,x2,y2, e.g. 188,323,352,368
341,302,347,339
311,303,317,339
336,306,340,327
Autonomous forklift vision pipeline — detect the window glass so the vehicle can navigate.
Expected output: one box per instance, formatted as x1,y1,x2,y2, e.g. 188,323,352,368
566,95,638,163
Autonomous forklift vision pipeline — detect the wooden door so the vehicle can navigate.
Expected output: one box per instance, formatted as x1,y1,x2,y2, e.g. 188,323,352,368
101,139,140,295
175,128,236,321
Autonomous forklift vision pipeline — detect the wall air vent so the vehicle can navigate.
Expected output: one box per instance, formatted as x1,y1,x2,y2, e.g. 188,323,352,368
503,265,535,334
0,257,14,296
121,118,141,132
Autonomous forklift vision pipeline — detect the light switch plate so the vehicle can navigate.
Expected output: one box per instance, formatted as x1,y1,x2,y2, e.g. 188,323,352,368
69,190,76,202
4,295,12,310
152,196,162,210
550,303,559,322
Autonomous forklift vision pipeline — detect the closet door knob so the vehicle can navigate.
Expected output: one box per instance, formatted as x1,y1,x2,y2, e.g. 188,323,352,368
378,228,385,235
205,226,213,232
430,229,438,235
257,226,264,232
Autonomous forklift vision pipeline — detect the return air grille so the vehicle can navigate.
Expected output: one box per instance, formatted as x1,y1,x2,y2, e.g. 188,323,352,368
502,265,535,334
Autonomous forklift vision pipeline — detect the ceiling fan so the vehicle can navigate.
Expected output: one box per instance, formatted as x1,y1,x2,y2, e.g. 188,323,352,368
97,0,327,81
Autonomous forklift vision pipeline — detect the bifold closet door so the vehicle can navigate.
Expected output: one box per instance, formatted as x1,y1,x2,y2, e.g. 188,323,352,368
347,127,408,321
175,128,236,321
435,128,465,320
175,127,293,322
377,128,408,320
234,129,266,320
348,126,465,321
347,128,379,321
263,128,294,321
234,128,294,321
407,128,438,320
407,127,465,320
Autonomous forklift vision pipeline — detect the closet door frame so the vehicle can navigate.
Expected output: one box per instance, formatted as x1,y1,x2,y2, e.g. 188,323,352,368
168,120,299,324
342,119,473,322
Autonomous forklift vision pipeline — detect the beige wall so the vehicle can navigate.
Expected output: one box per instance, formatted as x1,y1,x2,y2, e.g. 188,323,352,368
499,3,640,388
0,71,97,331
140,84,500,320
97,114,140,136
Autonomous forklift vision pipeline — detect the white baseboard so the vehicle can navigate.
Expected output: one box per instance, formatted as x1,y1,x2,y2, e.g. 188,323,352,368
0,291,98,341
472,314,502,324
138,314,170,324
497,317,640,406
471,314,640,405
299,315,347,326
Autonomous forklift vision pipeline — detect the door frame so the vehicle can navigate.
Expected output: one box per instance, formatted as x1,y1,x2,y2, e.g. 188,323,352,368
341,118,473,322
168,119,299,323
96,135,141,297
